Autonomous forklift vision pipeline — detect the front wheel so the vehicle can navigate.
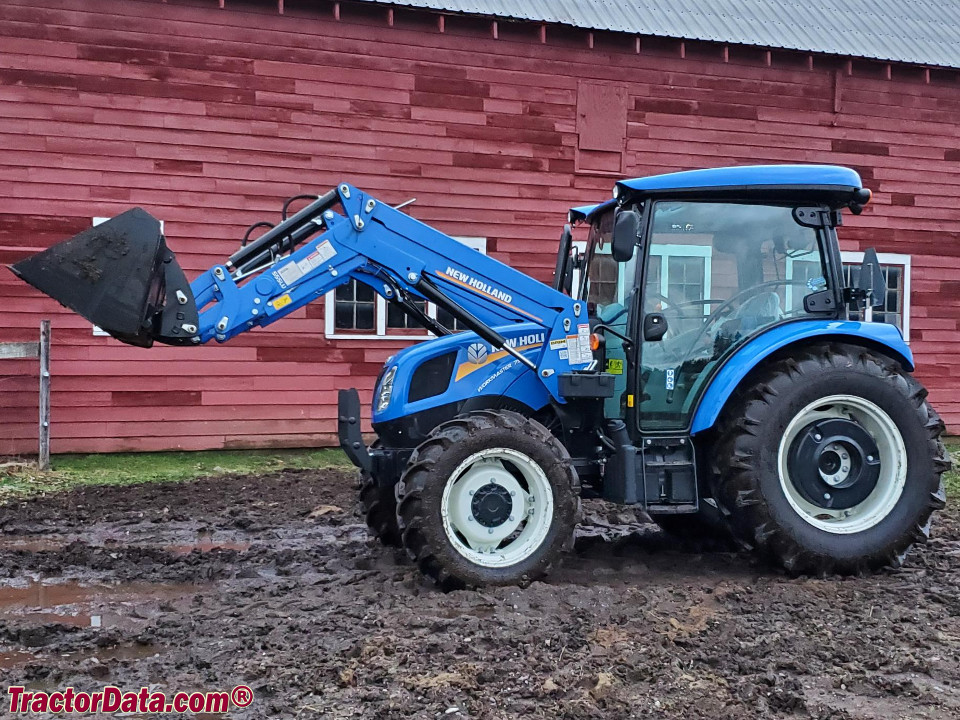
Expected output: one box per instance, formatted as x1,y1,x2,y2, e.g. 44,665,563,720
714,343,949,575
396,410,580,588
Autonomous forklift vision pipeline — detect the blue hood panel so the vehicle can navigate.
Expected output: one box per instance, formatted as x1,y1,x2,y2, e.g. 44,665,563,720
372,323,552,424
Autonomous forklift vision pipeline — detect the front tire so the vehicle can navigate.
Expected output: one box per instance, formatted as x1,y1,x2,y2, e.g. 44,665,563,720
714,343,949,574
396,410,580,588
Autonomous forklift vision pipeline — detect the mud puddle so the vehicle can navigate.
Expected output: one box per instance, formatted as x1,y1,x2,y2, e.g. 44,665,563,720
0,577,211,629
0,468,956,719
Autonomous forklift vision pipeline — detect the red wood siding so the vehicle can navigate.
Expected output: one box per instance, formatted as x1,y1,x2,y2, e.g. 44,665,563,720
0,0,957,453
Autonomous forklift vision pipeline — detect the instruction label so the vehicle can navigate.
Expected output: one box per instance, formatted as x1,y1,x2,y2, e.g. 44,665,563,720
274,240,337,288
565,323,592,365
606,358,624,375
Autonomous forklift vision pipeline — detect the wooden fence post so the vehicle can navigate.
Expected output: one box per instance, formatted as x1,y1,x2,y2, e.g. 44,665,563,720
38,320,50,470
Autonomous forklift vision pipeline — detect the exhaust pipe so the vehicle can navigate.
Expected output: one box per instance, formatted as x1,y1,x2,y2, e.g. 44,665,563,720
10,208,199,348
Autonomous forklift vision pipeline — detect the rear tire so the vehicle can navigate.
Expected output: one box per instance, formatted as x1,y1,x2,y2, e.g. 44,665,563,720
713,342,949,575
396,410,580,588
359,442,402,547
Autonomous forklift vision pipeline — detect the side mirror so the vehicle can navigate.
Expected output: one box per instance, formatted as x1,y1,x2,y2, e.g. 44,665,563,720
643,312,668,342
611,209,641,262
857,247,886,308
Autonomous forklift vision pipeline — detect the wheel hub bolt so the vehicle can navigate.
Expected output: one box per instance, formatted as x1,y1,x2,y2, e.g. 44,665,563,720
814,433,822,441
509,516,514,522
488,528,494,534
468,516,474,522
867,455,874,462
824,492,831,500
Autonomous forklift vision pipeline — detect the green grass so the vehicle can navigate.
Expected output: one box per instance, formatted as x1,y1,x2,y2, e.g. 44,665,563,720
1,439,957,502
944,438,960,498
0,448,351,499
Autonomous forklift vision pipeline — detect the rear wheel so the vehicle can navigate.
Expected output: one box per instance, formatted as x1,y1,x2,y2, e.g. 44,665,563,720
396,410,580,588
714,343,949,574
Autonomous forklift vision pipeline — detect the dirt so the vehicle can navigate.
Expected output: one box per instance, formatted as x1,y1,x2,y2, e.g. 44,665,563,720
0,469,957,719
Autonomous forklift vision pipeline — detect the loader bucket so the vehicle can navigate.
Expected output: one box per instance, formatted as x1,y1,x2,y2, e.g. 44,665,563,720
10,208,199,348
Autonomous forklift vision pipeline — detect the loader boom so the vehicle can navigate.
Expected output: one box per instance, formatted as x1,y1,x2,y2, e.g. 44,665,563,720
15,183,596,404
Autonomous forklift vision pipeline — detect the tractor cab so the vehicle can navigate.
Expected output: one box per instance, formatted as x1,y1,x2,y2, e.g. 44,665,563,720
568,165,876,433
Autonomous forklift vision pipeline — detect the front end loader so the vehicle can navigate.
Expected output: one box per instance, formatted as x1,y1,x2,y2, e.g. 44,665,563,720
12,165,949,588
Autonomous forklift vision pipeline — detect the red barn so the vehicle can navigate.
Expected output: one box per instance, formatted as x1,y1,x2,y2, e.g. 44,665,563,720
0,0,957,454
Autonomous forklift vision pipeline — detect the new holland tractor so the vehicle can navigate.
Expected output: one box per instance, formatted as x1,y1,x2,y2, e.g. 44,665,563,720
13,165,949,588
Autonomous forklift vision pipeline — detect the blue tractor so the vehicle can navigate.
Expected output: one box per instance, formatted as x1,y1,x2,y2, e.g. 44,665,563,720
13,165,949,587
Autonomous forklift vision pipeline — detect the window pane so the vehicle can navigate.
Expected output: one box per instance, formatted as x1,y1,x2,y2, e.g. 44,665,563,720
355,303,375,330
436,307,464,332
335,303,354,329
355,282,375,302
842,262,903,331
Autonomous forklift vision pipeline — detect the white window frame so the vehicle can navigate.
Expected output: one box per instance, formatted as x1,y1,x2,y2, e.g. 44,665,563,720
324,236,487,340
91,216,164,337
649,243,712,312
840,251,911,343
783,252,826,311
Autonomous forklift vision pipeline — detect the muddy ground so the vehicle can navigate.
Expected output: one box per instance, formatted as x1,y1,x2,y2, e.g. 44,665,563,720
0,469,957,719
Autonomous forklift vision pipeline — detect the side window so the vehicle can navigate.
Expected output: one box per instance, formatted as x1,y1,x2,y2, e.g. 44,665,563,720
639,202,826,430
325,237,486,339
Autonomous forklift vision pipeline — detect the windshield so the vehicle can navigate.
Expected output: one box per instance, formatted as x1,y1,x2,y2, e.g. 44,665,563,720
579,208,637,321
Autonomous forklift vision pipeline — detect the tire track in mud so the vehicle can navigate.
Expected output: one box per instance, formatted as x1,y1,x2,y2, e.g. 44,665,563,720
0,469,957,719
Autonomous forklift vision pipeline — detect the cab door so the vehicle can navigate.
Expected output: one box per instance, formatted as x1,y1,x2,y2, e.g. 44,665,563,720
636,200,830,431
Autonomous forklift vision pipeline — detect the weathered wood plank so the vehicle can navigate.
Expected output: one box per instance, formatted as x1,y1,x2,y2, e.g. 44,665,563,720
0,342,39,359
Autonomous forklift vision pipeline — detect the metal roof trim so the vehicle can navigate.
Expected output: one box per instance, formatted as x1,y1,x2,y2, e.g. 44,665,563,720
353,0,960,69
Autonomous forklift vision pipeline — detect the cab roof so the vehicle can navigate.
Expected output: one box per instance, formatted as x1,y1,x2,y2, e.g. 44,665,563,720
568,198,615,224
614,165,865,206
569,165,867,223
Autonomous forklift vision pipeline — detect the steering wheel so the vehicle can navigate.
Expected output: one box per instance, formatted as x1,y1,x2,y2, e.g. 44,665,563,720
666,279,808,365
645,292,727,342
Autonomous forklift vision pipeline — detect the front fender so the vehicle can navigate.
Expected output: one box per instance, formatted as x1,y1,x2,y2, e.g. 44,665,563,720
690,320,913,435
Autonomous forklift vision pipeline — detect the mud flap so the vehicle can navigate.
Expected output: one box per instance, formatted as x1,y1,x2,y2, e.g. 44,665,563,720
10,208,198,348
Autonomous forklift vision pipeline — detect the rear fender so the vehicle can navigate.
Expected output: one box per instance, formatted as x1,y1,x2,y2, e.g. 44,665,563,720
690,320,913,435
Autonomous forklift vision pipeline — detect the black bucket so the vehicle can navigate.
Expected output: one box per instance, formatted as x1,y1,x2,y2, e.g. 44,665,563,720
10,208,199,347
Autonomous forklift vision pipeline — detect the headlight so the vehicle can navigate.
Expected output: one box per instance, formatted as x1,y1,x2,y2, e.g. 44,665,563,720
612,184,620,199
376,366,397,413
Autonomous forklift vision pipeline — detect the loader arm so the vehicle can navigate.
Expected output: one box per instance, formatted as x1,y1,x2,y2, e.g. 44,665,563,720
13,183,596,404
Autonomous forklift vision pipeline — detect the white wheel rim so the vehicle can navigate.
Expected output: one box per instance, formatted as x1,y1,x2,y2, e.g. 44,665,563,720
777,394,907,534
440,447,554,568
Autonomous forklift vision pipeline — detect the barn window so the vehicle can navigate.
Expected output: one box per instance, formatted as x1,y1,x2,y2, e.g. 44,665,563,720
325,237,487,339
840,251,911,341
